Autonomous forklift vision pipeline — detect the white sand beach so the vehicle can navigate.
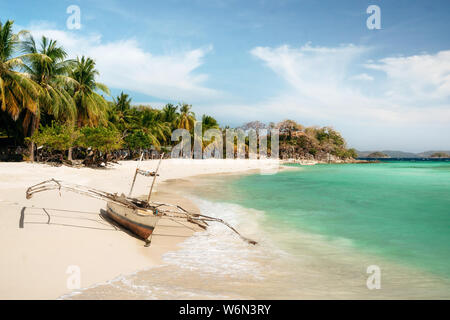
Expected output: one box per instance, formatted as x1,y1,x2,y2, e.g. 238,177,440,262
0,159,279,299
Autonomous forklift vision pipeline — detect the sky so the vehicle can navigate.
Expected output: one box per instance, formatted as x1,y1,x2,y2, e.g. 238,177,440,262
2,0,450,152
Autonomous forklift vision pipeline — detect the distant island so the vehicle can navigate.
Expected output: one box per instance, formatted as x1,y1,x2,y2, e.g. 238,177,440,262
366,152,389,158
430,152,449,158
357,150,450,158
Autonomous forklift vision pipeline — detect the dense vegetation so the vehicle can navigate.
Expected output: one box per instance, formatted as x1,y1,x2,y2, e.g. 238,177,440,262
273,120,357,161
0,19,356,165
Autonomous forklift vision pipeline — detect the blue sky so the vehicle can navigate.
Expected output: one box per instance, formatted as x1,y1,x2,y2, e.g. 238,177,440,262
2,0,450,151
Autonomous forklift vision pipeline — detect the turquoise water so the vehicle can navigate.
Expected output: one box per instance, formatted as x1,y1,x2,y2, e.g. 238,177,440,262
212,162,450,278
71,161,450,299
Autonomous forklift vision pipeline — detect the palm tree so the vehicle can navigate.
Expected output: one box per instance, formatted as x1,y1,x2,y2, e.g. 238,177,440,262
201,114,220,154
161,103,179,129
109,92,138,132
21,35,77,160
69,56,110,127
201,115,219,133
139,107,171,144
114,91,131,113
176,103,195,131
0,20,40,132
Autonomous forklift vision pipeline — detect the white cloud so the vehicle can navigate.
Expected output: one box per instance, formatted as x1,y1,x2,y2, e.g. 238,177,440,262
236,44,450,150
251,44,368,98
249,44,450,124
14,22,450,150
351,73,374,81
365,50,450,102
24,24,220,101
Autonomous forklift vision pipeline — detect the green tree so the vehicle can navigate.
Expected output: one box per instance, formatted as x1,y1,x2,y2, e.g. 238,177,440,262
201,115,220,151
78,126,122,153
161,103,179,129
139,107,170,144
30,123,80,154
176,103,195,131
21,35,77,160
70,56,110,127
108,92,138,132
123,129,156,154
0,20,40,138
345,148,358,159
201,115,219,133
77,126,122,166
114,91,131,112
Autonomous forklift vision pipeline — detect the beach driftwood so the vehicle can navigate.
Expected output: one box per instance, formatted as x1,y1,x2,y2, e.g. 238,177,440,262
25,179,257,245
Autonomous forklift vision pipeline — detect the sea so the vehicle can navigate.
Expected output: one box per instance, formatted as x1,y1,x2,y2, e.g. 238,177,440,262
66,159,450,299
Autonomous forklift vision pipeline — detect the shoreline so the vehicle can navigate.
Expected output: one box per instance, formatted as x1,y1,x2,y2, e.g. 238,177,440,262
0,159,280,299
3,160,447,299
67,171,450,300
157,168,450,300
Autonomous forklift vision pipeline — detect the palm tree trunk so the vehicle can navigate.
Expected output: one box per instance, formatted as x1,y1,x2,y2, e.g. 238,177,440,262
30,141,34,162
29,114,38,162
68,147,73,161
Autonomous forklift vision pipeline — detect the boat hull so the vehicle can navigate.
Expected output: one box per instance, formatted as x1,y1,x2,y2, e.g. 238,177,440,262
106,201,160,241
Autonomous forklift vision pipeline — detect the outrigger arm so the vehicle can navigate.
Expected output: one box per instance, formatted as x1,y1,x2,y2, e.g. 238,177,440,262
25,179,257,245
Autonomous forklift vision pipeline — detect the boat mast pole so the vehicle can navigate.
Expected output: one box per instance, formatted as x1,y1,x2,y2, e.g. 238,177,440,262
128,152,144,197
147,153,164,204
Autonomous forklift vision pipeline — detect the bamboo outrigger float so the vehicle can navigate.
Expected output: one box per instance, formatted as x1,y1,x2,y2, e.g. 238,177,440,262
25,156,257,246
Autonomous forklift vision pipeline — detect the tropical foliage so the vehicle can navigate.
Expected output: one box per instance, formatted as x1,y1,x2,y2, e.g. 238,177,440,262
0,19,357,165
30,123,79,152
0,20,40,124
176,103,195,131
277,122,357,160
70,56,110,127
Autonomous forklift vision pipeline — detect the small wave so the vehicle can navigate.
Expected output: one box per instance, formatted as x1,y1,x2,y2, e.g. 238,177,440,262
61,198,289,299
61,195,450,299
163,197,287,280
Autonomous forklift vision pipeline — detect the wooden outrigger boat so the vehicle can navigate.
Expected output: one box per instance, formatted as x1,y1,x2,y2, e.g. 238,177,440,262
25,155,257,246
106,200,160,242
104,153,163,244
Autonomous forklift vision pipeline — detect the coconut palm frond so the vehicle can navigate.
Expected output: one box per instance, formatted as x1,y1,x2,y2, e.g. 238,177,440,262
95,82,110,96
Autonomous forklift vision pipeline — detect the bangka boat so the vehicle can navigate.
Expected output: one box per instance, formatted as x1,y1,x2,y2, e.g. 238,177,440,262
106,200,160,242
25,155,257,246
